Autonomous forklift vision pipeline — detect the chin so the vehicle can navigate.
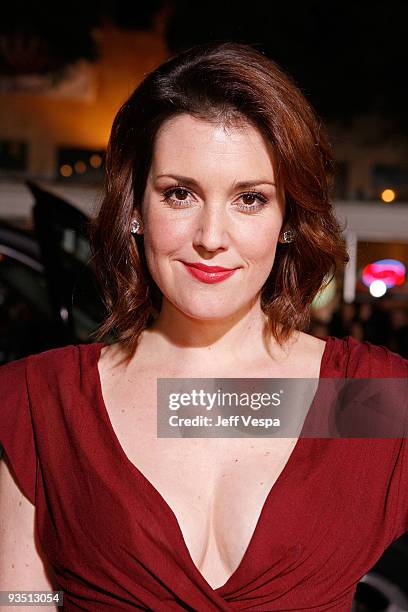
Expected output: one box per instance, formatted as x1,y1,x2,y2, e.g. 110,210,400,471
173,298,242,322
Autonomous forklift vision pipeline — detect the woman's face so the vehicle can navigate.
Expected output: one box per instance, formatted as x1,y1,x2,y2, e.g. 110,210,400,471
141,113,285,321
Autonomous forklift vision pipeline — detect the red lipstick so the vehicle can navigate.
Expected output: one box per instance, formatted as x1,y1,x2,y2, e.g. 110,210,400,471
181,261,238,284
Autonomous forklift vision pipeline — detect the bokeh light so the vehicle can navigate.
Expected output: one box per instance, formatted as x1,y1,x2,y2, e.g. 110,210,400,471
369,279,387,297
362,259,406,289
381,188,396,203
90,154,102,168
74,160,87,174
60,164,73,177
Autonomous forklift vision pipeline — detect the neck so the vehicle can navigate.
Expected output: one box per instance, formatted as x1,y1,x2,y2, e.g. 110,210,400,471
141,297,290,368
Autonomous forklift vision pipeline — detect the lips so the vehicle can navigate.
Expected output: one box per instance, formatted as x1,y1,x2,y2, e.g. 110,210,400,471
184,262,236,272
180,261,239,284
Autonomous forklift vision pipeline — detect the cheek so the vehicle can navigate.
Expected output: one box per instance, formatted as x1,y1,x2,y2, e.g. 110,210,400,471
143,211,189,260
237,224,281,266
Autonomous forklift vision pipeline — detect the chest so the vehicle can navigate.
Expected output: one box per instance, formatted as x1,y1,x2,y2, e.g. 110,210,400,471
100,372,300,589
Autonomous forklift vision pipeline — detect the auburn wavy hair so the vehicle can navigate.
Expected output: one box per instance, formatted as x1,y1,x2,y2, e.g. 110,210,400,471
88,41,349,358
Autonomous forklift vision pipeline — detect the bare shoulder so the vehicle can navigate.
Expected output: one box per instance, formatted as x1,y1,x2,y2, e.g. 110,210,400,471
298,331,327,358
99,342,122,370
97,340,152,389
287,331,327,377
97,342,130,392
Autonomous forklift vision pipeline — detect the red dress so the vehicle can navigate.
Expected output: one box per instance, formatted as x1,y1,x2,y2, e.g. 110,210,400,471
0,336,407,611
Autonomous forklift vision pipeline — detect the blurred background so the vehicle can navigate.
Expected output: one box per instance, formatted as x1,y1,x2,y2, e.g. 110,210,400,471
0,2,407,608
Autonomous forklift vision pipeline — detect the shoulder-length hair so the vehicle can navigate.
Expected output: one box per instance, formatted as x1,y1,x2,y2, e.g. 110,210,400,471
88,41,349,358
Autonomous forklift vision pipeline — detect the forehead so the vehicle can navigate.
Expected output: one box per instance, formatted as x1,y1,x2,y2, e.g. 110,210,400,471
151,114,276,178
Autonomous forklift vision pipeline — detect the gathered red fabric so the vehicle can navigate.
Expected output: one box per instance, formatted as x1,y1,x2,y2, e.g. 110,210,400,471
1,335,407,611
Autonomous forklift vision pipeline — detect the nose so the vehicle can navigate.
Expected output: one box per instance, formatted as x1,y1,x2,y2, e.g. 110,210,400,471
193,202,230,253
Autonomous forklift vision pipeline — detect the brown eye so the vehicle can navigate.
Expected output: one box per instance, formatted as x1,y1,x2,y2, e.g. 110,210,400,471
174,188,189,200
235,191,268,212
161,186,194,208
242,193,257,205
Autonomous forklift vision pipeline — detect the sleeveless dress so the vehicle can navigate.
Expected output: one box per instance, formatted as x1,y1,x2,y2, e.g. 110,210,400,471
0,335,407,611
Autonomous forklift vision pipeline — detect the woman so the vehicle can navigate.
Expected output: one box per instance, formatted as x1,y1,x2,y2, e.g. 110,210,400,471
1,42,407,611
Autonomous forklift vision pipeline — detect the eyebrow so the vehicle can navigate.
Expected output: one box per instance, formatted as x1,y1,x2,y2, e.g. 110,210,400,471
155,174,276,190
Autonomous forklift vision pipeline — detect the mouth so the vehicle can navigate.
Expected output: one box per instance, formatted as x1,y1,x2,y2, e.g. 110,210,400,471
180,261,239,284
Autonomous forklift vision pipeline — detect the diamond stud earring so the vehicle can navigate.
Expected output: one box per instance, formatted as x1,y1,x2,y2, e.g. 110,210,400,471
130,219,141,235
281,229,295,243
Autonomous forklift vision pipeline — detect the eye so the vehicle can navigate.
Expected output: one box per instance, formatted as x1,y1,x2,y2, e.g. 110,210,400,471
235,191,269,212
160,186,194,208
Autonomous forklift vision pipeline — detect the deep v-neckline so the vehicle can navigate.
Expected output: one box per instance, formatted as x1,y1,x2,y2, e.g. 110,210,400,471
88,336,334,594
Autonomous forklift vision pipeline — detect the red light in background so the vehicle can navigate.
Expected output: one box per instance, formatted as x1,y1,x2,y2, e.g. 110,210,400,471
362,259,406,289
